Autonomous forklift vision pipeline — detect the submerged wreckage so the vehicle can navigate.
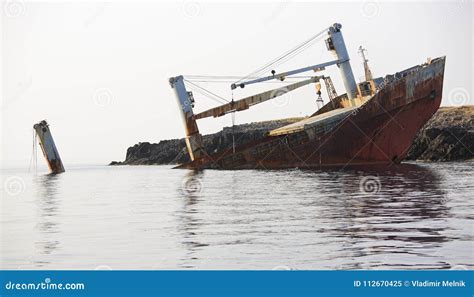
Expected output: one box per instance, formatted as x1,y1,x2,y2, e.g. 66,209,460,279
169,23,446,169
33,120,65,174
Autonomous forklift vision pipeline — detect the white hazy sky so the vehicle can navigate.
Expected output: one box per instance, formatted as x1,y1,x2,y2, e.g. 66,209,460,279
1,0,473,168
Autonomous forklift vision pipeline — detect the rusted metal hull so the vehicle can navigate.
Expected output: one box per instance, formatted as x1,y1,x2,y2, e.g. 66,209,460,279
177,57,445,170
33,120,65,174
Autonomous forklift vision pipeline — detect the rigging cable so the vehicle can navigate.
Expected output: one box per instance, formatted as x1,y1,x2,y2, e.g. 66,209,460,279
233,26,330,85
29,129,34,172
268,34,326,71
35,132,37,173
29,129,38,174
231,90,235,154
184,79,228,103
183,79,229,104
184,75,314,84
184,75,313,80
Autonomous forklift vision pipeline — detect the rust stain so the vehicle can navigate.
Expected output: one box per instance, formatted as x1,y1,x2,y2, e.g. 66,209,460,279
33,120,65,174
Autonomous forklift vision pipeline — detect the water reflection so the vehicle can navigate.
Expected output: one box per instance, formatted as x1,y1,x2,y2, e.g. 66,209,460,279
320,164,450,269
33,174,62,266
173,163,458,269
177,170,208,268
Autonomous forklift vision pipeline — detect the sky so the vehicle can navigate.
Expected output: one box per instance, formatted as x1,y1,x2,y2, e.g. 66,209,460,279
1,0,473,168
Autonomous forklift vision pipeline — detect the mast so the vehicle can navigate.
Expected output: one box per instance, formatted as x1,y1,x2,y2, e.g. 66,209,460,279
322,76,338,101
169,76,204,161
358,46,373,81
325,23,358,100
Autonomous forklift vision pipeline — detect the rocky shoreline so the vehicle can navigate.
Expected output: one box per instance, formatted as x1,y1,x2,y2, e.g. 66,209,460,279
110,106,473,166
405,105,473,161
109,118,303,166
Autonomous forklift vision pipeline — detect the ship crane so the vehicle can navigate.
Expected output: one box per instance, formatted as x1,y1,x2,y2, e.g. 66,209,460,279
358,46,373,81
194,76,324,120
169,23,358,161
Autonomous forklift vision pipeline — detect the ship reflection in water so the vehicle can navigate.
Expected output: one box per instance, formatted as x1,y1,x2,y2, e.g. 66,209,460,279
1,163,472,270
34,174,62,266
175,163,470,270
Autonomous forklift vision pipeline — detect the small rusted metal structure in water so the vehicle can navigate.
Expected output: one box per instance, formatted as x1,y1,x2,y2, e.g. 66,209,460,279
33,120,65,174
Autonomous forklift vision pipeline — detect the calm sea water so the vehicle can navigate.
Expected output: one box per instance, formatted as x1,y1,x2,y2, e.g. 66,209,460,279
1,162,473,270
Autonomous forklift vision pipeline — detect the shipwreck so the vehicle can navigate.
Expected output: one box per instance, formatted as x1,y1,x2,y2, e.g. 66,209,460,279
169,23,445,169
33,120,65,174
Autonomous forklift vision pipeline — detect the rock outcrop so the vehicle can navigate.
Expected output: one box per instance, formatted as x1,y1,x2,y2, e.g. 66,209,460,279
110,118,303,166
405,105,473,161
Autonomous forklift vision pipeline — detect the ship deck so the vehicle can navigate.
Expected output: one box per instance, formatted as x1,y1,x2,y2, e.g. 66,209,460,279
268,105,359,136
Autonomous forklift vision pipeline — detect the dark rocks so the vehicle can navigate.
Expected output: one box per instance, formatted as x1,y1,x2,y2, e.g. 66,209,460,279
406,106,473,161
109,118,303,166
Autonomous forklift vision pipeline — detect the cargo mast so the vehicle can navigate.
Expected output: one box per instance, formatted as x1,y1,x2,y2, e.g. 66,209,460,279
169,75,204,161
358,46,373,81
325,24,357,100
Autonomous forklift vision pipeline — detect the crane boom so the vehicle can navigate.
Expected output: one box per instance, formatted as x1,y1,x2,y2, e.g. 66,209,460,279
194,76,322,120
231,60,343,90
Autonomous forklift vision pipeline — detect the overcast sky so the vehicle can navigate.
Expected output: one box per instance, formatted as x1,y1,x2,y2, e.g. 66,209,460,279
1,0,472,168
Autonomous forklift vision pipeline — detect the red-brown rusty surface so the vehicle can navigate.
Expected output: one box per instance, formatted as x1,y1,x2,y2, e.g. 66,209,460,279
176,57,446,169
184,111,200,136
36,137,65,174
48,158,65,173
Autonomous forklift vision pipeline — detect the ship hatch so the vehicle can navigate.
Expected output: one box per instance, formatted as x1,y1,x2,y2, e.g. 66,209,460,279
268,106,358,136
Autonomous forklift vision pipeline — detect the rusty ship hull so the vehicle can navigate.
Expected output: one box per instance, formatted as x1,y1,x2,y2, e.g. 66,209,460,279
176,57,445,170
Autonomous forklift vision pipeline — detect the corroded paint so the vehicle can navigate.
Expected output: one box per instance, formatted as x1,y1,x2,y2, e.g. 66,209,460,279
33,120,65,174
176,57,445,169
194,77,321,120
